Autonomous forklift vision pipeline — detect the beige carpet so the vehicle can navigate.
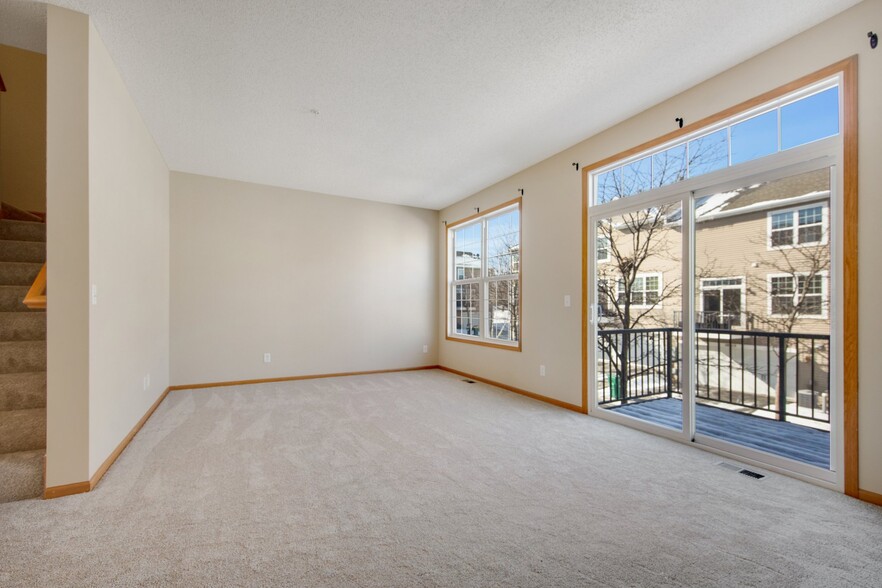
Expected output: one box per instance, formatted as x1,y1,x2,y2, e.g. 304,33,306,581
1,369,880,586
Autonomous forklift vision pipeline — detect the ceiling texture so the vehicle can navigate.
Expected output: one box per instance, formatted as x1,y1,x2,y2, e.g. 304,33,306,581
0,0,862,209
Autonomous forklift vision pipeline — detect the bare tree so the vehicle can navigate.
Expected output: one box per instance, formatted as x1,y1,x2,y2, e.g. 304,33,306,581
595,205,681,402
747,225,830,334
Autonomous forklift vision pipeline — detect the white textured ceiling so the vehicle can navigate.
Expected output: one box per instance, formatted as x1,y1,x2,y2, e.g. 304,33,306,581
1,1,862,209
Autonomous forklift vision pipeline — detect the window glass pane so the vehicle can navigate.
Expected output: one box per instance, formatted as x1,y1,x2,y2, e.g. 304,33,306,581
731,110,778,165
798,225,822,244
771,211,794,230
488,279,519,342
799,206,822,225
597,237,609,261
781,86,839,150
652,145,687,187
596,169,622,204
486,209,519,277
621,157,651,196
688,129,728,178
454,222,482,280
454,283,480,336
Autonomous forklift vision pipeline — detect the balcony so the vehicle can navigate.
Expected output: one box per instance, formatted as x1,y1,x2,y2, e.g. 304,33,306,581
596,327,830,468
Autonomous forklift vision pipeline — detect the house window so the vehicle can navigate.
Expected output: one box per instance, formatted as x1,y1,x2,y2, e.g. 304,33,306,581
769,273,826,317
596,237,610,262
617,273,661,308
769,204,826,248
448,200,521,348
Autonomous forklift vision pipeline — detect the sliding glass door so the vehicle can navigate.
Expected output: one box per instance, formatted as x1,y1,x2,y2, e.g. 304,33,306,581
691,167,834,476
588,162,839,483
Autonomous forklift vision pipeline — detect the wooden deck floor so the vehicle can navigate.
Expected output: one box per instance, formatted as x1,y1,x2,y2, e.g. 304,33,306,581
608,397,830,469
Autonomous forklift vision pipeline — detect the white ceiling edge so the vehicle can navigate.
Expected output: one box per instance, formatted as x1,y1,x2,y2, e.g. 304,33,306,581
1,1,864,210
0,0,46,53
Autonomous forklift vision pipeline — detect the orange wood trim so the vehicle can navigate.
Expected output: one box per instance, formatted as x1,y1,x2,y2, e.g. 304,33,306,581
580,56,857,177
88,386,171,492
444,335,521,352
43,481,90,499
446,197,522,230
44,387,172,499
444,197,523,351
23,263,47,310
169,365,441,391
841,56,859,498
581,162,590,414
580,56,859,486
858,489,882,507
438,365,584,413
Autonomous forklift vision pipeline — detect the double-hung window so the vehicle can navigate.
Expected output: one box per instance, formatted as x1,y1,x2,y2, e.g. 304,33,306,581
448,200,521,349
769,272,826,317
769,204,827,248
617,273,661,308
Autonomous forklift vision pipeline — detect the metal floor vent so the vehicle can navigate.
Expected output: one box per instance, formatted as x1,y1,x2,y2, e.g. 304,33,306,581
739,469,765,480
462,379,476,384
718,462,765,480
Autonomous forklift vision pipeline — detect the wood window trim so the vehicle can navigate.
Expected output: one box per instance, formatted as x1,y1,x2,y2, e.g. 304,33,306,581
446,197,523,352
581,56,859,497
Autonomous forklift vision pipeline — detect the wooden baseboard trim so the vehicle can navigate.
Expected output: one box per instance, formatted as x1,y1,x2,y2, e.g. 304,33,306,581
88,386,171,491
43,480,91,499
169,365,441,391
438,366,585,413
858,489,882,507
44,386,171,500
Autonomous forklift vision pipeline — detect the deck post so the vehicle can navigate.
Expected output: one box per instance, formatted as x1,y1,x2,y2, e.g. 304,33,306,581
777,337,788,422
666,329,673,398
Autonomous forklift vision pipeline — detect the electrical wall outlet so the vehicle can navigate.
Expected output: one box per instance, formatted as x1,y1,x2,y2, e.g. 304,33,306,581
540,365,546,377
564,295,571,307
263,353,271,363
91,284,98,305
423,344,428,353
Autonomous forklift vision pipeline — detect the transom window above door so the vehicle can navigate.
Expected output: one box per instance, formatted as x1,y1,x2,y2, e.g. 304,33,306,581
593,83,840,205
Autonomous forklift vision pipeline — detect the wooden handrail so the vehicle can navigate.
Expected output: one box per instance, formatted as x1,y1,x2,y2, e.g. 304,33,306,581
23,263,46,310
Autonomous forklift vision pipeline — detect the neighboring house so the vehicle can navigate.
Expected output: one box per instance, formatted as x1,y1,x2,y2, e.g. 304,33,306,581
597,168,830,337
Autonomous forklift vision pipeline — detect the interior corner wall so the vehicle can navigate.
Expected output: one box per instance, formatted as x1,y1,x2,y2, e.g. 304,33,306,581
45,5,90,487
0,43,46,212
169,172,438,386
438,0,882,494
87,21,170,478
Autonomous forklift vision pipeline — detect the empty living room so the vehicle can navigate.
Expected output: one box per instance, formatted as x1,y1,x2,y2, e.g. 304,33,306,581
1,0,881,585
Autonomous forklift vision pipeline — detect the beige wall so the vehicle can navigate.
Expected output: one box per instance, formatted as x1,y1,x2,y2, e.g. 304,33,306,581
170,172,438,386
439,0,882,493
46,6,170,486
0,43,46,213
45,5,90,488
87,20,170,477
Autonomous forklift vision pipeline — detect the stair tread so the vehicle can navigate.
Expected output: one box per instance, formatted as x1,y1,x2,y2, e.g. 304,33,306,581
0,449,43,503
0,261,44,286
0,372,46,411
0,408,46,453
0,285,43,312
0,312,46,342
0,340,47,374
0,240,45,263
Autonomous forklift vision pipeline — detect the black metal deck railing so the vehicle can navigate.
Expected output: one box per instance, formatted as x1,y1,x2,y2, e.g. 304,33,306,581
597,327,830,423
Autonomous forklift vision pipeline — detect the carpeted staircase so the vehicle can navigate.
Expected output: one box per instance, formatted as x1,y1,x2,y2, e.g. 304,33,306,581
0,215,46,502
